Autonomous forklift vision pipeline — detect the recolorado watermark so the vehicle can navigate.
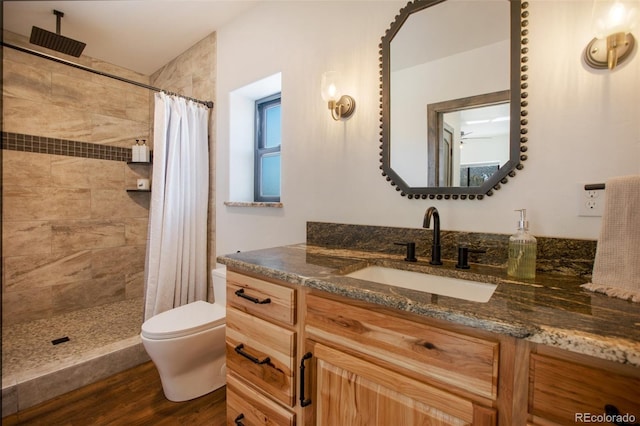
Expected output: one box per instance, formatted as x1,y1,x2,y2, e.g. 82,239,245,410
575,412,636,423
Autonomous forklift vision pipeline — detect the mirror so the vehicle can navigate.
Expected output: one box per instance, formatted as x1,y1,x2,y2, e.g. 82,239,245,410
379,0,529,200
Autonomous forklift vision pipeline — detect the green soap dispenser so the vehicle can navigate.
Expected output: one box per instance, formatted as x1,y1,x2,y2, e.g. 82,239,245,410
507,209,537,279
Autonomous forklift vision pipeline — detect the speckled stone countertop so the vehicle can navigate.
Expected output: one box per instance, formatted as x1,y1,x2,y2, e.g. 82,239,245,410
217,244,640,367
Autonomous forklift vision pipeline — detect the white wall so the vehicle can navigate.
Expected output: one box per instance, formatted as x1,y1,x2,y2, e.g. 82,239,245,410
216,1,640,257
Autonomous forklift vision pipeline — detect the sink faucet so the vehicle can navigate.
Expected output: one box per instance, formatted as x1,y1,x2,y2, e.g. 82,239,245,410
423,207,442,265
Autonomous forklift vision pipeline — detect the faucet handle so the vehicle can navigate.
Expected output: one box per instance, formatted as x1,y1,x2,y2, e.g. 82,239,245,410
394,242,417,262
456,246,486,269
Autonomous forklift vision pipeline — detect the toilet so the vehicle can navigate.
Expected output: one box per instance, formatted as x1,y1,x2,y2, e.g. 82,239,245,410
141,268,227,402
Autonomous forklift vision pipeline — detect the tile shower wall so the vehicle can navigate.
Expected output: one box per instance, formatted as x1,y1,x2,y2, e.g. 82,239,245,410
2,31,151,325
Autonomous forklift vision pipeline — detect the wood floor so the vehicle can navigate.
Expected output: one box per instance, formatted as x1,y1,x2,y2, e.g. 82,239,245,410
2,361,226,426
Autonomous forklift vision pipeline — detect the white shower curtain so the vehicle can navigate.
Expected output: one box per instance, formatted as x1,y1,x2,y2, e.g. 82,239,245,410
144,93,209,320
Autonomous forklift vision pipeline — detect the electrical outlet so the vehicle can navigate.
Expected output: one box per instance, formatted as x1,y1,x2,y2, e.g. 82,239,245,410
577,184,605,217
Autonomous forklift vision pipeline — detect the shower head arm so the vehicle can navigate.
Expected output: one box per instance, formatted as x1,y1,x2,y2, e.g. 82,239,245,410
53,10,64,35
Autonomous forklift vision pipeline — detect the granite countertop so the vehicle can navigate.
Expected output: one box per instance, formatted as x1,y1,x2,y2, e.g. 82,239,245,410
217,244,640,367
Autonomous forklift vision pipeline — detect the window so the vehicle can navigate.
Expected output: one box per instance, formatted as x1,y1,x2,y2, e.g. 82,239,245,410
254,93,281,202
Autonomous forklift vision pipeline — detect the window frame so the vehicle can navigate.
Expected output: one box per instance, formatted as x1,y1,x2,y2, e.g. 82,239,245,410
254,93,282,202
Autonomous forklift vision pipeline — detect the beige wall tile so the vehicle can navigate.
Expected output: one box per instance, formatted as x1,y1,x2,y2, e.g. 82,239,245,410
2,221,52,257
51,276,125,314
89,112,149,147
3,96,93,140
3,186,91,221
51,220,126,255
1,287,54,326
91,189,149,219
125,270,145,299
2,150,51,187
2,58,52,103
91,246,145,280
125,89,151,122
51,72,128,119
88,159,125,189
124,218,149,246
51,157,91,188
3,251,93,292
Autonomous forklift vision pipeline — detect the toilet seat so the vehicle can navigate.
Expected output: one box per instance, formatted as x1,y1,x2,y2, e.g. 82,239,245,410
141,300,225,340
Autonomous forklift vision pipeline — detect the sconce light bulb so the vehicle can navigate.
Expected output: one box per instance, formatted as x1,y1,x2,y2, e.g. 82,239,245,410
593,0,637,37
327,84,338,100
586,0,637,69
321,71,341,102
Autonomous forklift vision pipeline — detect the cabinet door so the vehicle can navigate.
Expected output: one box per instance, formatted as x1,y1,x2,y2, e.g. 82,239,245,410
306,342,495,426
529,354,640,425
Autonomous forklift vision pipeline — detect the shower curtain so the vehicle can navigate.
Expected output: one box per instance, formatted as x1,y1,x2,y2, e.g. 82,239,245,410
144,93,209,320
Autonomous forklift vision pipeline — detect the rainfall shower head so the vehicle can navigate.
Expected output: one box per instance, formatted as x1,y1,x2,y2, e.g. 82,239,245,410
29,10,86,57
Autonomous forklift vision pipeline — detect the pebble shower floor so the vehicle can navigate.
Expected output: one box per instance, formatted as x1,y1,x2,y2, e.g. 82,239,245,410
2,298,148,416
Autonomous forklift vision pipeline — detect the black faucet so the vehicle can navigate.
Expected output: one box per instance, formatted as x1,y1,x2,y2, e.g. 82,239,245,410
423,206,442,265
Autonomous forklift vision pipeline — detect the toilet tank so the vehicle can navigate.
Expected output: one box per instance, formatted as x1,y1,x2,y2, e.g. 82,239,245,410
212,267,227,306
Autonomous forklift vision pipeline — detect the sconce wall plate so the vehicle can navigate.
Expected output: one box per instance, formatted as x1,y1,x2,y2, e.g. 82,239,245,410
329,95,356,120
585,32,636,69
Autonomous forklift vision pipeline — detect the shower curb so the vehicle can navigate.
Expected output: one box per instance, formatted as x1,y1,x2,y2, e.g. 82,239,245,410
2,336,150,417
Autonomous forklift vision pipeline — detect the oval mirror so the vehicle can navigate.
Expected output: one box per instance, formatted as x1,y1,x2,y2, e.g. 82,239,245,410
379,0,529,200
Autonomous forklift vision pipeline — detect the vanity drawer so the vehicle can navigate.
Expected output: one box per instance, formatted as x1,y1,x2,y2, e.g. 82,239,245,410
227,373,295,426
305,293,499,400
529,354,640,425
227,270,296,325
226,307,296,407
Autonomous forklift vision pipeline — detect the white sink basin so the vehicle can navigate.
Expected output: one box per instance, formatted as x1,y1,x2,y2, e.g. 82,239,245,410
345,266,497,303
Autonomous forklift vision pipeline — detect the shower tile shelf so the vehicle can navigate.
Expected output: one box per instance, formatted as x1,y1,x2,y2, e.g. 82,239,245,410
127,151,153,165
127,153,152,192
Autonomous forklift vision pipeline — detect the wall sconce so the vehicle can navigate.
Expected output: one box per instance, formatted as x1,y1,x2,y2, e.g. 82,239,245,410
585,0,637,69
321,71,356,120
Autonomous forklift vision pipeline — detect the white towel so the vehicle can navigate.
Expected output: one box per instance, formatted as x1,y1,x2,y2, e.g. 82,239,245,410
581,175,640,302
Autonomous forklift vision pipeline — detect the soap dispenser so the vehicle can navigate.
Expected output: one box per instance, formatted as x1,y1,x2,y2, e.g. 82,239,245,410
507,209,537,279
132,139,141,162
140,139,149,162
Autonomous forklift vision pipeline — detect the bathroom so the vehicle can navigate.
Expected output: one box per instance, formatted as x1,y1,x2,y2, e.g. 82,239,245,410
2,0,639,422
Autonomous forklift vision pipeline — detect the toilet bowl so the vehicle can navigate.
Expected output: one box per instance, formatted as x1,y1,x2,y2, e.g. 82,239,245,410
141,268,227,402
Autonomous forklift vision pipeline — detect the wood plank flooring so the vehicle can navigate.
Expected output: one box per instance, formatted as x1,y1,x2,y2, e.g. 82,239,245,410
2,361,226,425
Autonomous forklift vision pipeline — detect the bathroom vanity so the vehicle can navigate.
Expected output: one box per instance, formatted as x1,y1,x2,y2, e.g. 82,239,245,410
219,243,640,425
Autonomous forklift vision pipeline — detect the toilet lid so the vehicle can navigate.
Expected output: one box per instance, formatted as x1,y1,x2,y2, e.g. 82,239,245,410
141,301,225,340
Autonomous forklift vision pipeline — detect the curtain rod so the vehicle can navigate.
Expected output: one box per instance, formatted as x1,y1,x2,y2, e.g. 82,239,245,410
2,42,214,109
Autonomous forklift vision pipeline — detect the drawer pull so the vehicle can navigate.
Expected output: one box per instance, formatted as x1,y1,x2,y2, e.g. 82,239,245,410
235,344,271,365
300,352,313,407
605,404,639,426
234,413,245,426
235,288,272,304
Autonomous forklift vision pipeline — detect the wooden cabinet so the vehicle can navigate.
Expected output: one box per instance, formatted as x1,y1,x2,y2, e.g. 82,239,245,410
528,351,640,425
301,292,499,426
224,268,640,426
225,271,299,425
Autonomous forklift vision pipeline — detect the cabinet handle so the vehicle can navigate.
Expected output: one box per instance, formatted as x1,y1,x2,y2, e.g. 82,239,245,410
604,404,639,425
299,352,313,407
234,413,245,426
235,288,271,304
234,344,271,365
